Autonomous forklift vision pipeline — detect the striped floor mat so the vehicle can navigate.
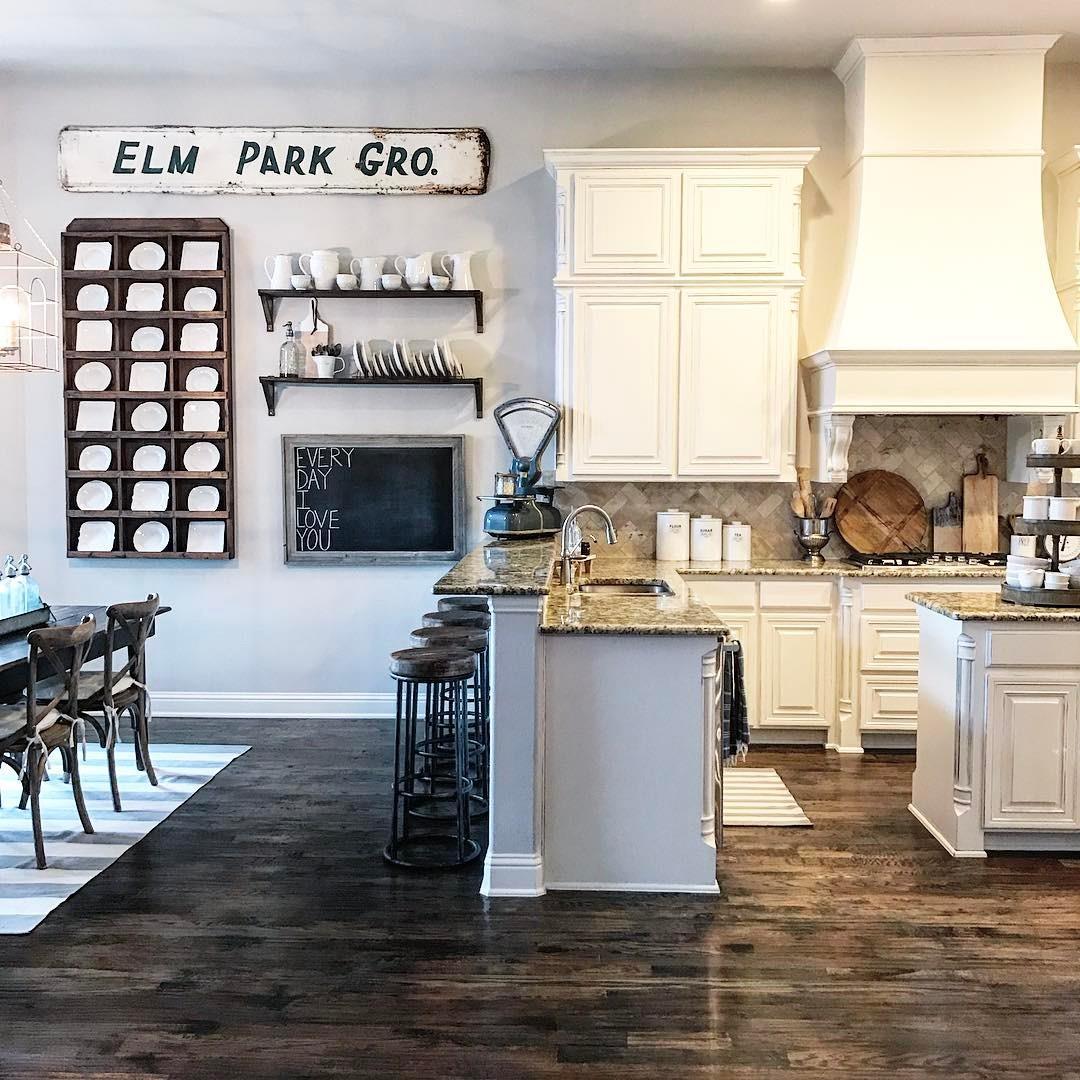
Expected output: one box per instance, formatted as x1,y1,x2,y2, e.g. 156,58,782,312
722,767,812,827
0,742,249,934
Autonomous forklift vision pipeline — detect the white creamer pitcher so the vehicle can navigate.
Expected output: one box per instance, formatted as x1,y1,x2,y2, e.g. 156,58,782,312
264,254,294,290
441,251,475,291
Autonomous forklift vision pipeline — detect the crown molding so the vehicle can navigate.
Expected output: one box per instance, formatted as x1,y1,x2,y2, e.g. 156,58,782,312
543,147,819,175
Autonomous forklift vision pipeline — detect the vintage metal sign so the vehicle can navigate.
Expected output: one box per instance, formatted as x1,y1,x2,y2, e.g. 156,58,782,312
58,126,490,195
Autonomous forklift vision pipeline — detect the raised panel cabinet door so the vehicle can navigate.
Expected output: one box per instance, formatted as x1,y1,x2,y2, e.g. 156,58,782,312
984,675,1080,829
760,612,833,729
570,289,678,477
678,288,785,476
572,171,680,275
859,674,919,732
681,170,786,275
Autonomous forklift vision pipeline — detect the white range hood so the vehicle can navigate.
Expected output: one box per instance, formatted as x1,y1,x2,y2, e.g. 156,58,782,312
802,35,1080,482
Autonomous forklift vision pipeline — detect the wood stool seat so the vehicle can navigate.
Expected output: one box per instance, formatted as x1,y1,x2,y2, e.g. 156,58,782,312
410,626,488,653
389,646,475,681
436,596,491,614
420,610,491,631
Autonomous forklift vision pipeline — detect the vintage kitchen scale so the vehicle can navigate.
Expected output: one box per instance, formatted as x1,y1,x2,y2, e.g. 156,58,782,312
481,397,563,539
1001,452,1080,607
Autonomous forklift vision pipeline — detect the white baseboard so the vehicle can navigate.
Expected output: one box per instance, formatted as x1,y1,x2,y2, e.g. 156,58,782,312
481,852,546,897
152,691,395,720
546,880,720,894
908,802,986,858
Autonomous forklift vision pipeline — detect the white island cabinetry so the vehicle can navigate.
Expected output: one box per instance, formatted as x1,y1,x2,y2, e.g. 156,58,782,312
545,148,816,484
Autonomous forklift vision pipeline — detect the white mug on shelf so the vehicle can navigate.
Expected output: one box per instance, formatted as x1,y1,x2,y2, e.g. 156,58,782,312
265,254,293,290
351,256,385,291
441,251,475,291
313,354,346,379
290,274,312,291
1023,495,1050,520
1049,496,1080,521
299,250,339,290
1010,534,1037,556
335,273,359,291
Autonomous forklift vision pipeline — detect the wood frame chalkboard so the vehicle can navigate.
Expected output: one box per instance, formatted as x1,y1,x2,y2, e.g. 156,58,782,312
282,435,466,565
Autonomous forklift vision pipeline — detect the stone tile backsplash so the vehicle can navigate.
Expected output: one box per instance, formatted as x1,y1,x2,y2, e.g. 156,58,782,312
556,415,1028,560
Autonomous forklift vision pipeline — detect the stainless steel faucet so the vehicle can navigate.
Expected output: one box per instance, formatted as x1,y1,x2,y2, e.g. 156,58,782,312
560,504,617,589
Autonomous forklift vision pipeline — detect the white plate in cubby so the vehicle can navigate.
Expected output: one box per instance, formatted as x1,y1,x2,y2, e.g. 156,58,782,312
187,520,225,553
185,366,219,392
179,322,218,352
130,480,169,512
75,480,113,511
132,444,167,472
183,441,220,473
130,401,168,432
131,326,165,352
179,241,219,271
76,284,109,311
75,401,115,432
77,520,115,552
187,485,220,512
126,282,165,311
183,286,217,312
74,361,112,392
128,361,167,393
78,444,112,471
128,242,166,271
182,401,220,432
74,242,112,271
74,320,113,351
133,520,170,553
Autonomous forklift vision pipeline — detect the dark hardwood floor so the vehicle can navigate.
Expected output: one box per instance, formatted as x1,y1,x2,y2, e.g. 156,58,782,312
4,721,1080,1079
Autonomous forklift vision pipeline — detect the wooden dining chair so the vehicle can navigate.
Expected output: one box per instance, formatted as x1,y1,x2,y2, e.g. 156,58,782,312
35,594,160,812
0,616,96,869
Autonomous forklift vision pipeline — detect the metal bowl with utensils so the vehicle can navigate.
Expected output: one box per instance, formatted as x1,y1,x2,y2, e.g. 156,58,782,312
794,517,831,563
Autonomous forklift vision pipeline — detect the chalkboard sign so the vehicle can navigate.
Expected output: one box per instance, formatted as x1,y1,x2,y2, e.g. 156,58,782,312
283,435,466,564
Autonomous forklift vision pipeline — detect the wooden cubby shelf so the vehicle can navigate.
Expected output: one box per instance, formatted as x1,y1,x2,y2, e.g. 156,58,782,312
61,217,236,560
258,375,484,418
257,288,484,333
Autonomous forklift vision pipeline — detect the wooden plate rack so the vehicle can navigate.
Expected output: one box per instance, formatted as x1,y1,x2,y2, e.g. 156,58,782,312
60,218,235,559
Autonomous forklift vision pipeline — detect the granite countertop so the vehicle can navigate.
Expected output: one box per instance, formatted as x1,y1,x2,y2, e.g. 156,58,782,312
908,591,1080,622
678,558,1005,579
433,539,555,595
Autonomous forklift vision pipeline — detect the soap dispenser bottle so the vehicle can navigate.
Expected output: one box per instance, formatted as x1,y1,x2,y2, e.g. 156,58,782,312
279,320,306,378
17,554,40,613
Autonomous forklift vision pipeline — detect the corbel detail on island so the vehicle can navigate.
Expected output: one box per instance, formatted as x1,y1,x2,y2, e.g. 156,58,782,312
831,582,863,753
953,633,976,808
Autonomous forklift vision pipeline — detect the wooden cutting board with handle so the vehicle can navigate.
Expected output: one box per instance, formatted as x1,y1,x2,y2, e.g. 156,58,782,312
962,452,999,554
835,470,929,554
931,491,962,552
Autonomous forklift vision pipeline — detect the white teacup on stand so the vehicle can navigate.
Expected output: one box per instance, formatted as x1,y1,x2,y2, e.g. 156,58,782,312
351,256,386,291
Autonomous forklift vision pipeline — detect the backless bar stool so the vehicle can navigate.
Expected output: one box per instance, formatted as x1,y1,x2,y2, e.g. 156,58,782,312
420,609,491,631
437,596,491,615
384,646,481,869
410,625,490,812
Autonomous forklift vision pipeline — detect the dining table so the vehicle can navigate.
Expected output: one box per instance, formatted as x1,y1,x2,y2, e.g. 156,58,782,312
0,604,170,702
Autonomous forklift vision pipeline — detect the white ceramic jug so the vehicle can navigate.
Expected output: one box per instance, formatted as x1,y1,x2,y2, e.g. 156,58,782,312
394,252,435,290
441,251,475,291
350,256,386,291
264,254,294,290
299,250,339,291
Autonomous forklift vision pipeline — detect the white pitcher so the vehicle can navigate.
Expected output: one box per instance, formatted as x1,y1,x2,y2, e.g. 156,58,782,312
264,254,294,291
350,256,386,291
441,251,475,292
394,252,435,290
299,250,339,291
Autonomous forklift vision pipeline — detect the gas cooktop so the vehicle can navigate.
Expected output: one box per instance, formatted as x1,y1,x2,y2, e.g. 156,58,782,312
847,552,1007,568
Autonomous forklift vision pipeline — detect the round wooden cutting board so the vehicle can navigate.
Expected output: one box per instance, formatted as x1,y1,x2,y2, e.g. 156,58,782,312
834,470,929,554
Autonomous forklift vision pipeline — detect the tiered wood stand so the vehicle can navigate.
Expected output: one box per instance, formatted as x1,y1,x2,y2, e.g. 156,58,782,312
1001,453,1080,607
60,218,235,559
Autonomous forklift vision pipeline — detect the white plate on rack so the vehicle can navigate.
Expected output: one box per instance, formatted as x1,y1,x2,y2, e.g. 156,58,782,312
182,400,220,432
78,444,112,472
438,339,463,377
76,284,109,311
187,485,220,512
133,520,170,553
128,242,166,271
74,361,112,392
179,322,218,352
74,320,112,351
183,286,217,312
131,401,168,432
132,444,167,472
187,520,225,553
130,326,165,352
74,242,112,271
130,480,169,512
75,401,115,432
179,241,219,271
128,361,167,392
77,520,115,553
183,441,220,473
126,282,165,311
75,479,113,511
185,366,219,392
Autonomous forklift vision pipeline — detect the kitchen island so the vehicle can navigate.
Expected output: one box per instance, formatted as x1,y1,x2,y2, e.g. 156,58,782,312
908,591,1080,856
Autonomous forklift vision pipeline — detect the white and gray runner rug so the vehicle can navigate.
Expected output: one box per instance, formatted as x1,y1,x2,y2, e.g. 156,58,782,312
722,767,812,826
0,742,249,934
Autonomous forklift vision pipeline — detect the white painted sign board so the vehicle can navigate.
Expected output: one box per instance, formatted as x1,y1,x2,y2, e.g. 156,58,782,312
58,127,490,195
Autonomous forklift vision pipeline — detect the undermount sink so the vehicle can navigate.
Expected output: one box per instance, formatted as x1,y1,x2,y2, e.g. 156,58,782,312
576,582,673,596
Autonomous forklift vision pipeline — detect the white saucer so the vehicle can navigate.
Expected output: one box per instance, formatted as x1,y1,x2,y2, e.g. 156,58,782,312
130,326,165,352
76,284,109,311
131,444,167,472
183,286,217,311
185,366,219,392
78,444,112,471
128,242,166,271
130,401,168,432
74,361,112,391
133,520,169,553
182,441,220,473
75,479,113,511
187,485,220,512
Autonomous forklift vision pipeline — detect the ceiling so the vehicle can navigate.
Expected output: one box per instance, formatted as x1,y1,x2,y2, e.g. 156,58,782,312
6,0,1080,75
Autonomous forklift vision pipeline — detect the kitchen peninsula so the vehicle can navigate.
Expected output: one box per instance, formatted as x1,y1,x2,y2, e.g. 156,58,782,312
908,591,1080,857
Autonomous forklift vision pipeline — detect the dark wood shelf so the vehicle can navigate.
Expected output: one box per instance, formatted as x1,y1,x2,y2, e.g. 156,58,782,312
64,309,225,320
1012,519,1080,536
66,470,228,480
258,375,484,418
66,430,228,439
64,269,226,279
65,550,231,560
1027,454,1080,469
257,288,484,333
65,390,227,400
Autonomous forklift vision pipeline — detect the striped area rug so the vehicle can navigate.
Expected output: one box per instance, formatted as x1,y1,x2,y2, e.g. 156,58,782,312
722,767,812,827
0,742,249,934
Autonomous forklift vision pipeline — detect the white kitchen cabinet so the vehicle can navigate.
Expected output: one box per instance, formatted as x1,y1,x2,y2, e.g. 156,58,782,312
760,612,834,729
544,148,816,483
561,288,678,477
678,287,797,477
571,170,680,276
